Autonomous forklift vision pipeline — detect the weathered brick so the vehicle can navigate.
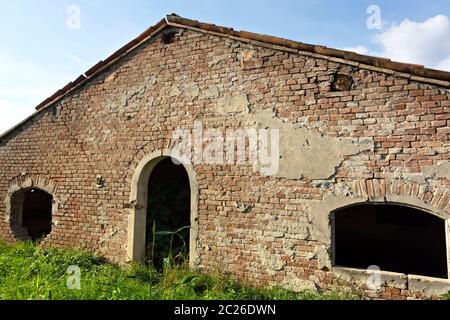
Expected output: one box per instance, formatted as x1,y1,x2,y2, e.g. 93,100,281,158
0,21,448,301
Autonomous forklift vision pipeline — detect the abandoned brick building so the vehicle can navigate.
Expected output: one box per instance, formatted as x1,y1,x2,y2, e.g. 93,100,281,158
0,14,449,299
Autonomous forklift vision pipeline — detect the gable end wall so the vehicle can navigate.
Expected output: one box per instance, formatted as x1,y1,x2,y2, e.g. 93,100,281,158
0,27,449,299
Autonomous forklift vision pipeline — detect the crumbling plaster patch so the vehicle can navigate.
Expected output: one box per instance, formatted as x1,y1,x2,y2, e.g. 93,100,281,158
315,245,332,270
238,50,264,70
185,84,200,101
208,53,232,68
120,76,157,112
423,161,450,180
169,86,182,97
307,194,366,245
281,276,318,292
122,85,147,107
257,243,286,275
170,83,220,102
202,85,220,99
219,93,249,114
247,110,374,180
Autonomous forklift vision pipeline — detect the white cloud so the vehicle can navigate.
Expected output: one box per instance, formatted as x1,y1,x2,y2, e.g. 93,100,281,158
344,15,450,71
342,45,370,55
374,15,450,70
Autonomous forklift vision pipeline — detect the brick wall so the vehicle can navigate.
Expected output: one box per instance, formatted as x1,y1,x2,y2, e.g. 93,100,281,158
0,26,449,299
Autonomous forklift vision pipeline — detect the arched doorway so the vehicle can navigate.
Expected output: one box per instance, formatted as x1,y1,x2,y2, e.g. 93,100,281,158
146,157,191,267
128,151,199,267
10,189,53,241
332,203,448,279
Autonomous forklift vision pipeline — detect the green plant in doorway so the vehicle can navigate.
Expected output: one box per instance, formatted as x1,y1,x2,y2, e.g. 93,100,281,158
146,176,190,269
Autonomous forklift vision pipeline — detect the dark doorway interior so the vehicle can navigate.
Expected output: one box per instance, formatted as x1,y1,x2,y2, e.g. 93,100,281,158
146,158,191,268
333,204,448,279
22,189,53,241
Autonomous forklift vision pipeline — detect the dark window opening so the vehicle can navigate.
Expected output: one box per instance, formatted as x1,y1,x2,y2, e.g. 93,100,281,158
146,158,191,268
20,189,53,241
333,204,448,279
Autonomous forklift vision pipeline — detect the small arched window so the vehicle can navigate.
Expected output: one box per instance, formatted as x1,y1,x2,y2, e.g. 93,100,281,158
10,189,53,241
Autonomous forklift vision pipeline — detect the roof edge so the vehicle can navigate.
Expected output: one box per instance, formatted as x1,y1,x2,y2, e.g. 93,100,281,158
166,14,450,84
1,13,449,143
27,13,450,115
34,17,168,112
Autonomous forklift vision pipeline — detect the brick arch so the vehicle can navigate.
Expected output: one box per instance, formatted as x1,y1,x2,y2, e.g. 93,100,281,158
125,138,177,185
349,179,450,219
4,174,59,242
126,148,200,268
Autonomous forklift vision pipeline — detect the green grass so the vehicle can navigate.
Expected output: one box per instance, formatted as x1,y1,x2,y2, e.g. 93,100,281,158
0,241,356,300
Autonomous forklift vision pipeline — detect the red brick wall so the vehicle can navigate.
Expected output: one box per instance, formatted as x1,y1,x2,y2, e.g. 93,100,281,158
0,27,448,299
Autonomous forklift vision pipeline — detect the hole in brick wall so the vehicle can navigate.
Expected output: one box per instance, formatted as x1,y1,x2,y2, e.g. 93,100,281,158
146,157,190,269
160,29,178,45
11,189,53,241
331,73,353,91
333,204,448,279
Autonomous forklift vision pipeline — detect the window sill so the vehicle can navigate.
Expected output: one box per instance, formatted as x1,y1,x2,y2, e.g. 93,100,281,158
333,266,450,296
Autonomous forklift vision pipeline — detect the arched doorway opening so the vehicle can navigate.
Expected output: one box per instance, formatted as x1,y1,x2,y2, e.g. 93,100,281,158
10,189,53,241
127,150,199,267
146,157,191,268
332,203,448,279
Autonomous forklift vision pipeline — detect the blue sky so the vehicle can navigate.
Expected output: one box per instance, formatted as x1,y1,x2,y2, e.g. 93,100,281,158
1,0,449,133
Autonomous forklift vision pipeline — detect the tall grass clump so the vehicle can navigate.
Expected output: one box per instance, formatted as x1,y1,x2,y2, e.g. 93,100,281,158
0,241,358,300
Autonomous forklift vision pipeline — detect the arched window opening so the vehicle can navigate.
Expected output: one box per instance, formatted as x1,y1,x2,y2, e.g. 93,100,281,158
333,204,448,279
146,157,191,268
11,189,53,241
